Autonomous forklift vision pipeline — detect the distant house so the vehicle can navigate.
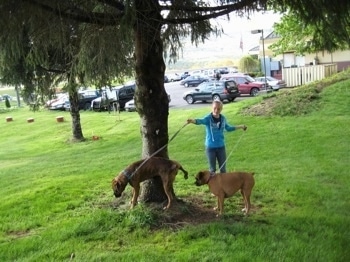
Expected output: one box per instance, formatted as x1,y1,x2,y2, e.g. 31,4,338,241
256,31,350,72
253,31,349,86
248,45,259,56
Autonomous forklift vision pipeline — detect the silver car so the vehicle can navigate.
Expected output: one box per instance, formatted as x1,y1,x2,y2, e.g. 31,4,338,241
255,76,286,90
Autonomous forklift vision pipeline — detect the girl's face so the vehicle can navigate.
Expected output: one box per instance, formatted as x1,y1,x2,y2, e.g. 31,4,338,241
212,102,222,117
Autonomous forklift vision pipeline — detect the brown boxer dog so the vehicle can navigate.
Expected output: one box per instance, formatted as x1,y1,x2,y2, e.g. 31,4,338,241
195,170,255,216
112,157,188,209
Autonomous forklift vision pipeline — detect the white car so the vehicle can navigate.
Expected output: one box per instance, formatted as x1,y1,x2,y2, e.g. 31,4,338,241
125,99,136,112
125,94,171,112
166,73,182,82
46,93,68,110
255,76,286,90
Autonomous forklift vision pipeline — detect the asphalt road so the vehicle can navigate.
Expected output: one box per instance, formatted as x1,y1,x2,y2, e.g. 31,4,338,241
164,81,251,109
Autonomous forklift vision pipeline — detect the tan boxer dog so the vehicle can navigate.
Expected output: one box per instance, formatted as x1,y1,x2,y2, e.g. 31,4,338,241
195,170,255,216
112,157,188,209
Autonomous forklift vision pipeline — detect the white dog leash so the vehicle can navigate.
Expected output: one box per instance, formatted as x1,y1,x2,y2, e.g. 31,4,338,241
218,131,246,172
125,122,189,179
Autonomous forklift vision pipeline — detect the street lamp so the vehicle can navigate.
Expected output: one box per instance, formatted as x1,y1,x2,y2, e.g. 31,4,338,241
251,29,267,92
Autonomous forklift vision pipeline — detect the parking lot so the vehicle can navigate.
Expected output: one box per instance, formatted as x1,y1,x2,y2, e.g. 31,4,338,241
164,81,251,109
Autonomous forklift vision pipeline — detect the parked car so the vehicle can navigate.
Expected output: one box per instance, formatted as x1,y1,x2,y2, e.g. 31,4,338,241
1,94,13,101
78,89,101,110
124,99,136,112
90,86,120,111
183,80,240,104
201,69,216,80
164,75,169,83
220,74,271,96
63,89,101,111
92,82,136,111
125,94,171,112
49,96,68,111
63,99,71,111
215,67,230,74
180,75,209,87
255,76,286,90
190,70,202,76
180,71,190,79
47,93,68,110
167,73,182,82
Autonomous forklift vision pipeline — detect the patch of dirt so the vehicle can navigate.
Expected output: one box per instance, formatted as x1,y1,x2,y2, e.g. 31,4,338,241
156,196,220,228
110,194,221,227
241,96,278,116
159,195,269,230
148,195,260,230
157,196,244,230
6,229,33,239
110,192,262,230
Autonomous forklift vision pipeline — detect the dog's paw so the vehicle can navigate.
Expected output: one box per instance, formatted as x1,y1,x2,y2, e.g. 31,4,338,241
130,201,138,209
242,208,250,215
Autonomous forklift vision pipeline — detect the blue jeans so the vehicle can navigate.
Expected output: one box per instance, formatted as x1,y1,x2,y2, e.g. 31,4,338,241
205,146,227,173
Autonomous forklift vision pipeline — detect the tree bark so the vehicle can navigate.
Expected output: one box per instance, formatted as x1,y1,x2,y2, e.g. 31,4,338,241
134,0,171,203
69,90,85,142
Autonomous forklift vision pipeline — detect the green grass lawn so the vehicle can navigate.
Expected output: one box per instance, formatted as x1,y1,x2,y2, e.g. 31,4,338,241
0,71,349,261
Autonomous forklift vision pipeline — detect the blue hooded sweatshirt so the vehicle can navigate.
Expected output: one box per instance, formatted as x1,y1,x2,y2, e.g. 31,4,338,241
195,113,236,148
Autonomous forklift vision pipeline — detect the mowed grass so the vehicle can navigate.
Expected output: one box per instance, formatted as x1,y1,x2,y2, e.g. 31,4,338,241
0,71,349,261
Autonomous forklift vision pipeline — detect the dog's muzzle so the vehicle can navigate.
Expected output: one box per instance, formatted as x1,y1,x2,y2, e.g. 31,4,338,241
194,178,202,186
114,191,122,198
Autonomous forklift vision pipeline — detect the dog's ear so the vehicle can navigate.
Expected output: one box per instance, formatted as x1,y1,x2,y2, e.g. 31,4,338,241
112,177,124,192
111,178,117,190
116,180,127,193
198,171,205,180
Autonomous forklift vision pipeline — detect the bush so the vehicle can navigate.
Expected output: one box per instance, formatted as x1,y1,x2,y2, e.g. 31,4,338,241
5,97,11,108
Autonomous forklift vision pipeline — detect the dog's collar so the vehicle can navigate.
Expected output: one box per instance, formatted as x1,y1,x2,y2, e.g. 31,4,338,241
206,172,216,183
122,169,133,181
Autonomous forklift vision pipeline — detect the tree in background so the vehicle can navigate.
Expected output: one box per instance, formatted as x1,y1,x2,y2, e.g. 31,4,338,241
239,56,259,74
269,7,350,55
0,0,349,205
0,3,134,141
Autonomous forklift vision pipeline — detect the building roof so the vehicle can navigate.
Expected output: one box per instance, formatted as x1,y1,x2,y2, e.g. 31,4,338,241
265,31,280,39
249,45,260,52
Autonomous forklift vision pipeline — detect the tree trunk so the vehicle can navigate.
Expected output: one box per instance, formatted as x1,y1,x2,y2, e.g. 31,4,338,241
15,85,21,108
134,0,171,203
69,90,85,142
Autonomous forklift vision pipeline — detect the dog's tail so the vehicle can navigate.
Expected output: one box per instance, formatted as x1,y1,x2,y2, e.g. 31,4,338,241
171,160,188,180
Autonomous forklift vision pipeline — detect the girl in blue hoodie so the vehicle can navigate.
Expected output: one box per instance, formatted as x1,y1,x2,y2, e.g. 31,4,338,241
187,100,247,173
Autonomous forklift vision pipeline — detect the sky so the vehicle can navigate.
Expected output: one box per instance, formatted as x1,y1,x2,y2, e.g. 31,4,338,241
170,11,282,68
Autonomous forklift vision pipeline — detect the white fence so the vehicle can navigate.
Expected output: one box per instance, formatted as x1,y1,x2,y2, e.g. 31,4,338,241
282,64,338,87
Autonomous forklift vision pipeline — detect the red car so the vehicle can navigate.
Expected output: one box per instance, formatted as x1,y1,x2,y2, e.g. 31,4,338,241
221,74,270,96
